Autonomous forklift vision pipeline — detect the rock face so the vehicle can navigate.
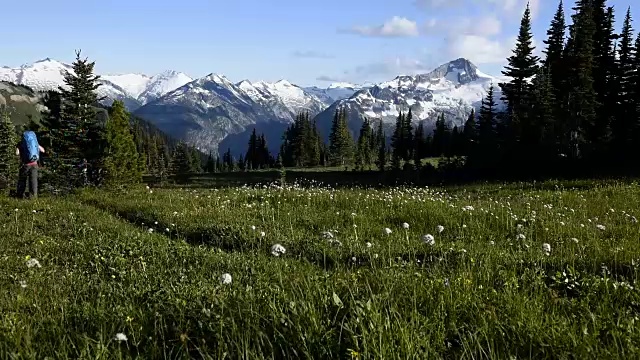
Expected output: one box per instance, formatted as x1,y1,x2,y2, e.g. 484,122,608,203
312,58,503,140
2,57,503,156
0,59,192,110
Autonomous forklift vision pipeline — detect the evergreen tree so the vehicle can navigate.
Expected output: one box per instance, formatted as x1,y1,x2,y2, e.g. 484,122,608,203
543,0,567,93
564,0,597,160
0,108,17,190
612,8,635,161
57,50,104,185
169,142,193,176
246,128,258,170
475,83,498,167
390,111,405,169
499,3,540,160
328,107,354,166
205,152,215,173
189,147,203,173
102,100,142,186
530,67,558,165
403,108,414,161
633,33,640,159
432,113,450,156
355,118,373,170
413,120,426,167
375,120,386,171
462,109,477,156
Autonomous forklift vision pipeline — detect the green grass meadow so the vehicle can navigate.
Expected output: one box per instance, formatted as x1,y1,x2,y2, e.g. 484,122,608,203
2,179,640,358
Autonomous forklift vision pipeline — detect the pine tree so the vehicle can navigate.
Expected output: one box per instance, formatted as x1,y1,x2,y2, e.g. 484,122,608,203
375,120,386,171
390,112,404,169
246,128,258,170
475,83,498,167
355,118,371,170
612,8,635,161
57,50,104,184
328,107,354,166
0,108,17,190
413,120,426,167
530,68,558,166
403,108,414,161
462,109,477,156
565,0,598,160
633,33,640,160
543,0,567,92
189,147,203,173
499,3,540,160
102,100,142,186
169,142,193,177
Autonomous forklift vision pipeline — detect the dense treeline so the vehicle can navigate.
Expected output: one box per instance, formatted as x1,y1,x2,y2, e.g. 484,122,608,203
0,51,207,191
228,0,640,179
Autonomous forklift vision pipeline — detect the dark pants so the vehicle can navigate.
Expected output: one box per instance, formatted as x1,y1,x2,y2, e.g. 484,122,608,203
16,163,38,199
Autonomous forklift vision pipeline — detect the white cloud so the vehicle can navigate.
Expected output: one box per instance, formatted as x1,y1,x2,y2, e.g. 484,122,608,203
344,16,419,37
445,35,516,64
316,75,345,82
424,15,502,37
414,0,463,8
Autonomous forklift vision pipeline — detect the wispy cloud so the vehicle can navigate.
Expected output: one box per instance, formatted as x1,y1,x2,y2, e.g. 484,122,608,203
316,75,346,82
292,50,335,59
340,16,419,37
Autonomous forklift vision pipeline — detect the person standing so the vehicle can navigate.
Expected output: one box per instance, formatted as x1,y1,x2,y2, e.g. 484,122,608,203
15,130,45,199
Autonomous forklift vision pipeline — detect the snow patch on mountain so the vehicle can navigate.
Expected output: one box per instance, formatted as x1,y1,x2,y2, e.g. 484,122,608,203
0,58,192,110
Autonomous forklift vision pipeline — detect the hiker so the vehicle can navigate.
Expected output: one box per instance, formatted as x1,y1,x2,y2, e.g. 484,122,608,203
15,130,45,199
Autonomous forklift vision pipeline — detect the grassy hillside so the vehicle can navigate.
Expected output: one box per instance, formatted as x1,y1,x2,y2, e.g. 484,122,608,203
1,180,640,357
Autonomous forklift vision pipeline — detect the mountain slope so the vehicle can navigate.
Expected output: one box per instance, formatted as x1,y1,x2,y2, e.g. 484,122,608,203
303,82,360,106
0,59,192,110
238,79,327,116
312,58,503,140
134,74,293,155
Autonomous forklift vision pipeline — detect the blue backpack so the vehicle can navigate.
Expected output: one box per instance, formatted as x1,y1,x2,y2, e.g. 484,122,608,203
22,131,40,163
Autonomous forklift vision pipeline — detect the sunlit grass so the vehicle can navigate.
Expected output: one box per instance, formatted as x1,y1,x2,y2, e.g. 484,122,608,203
1,179,640,358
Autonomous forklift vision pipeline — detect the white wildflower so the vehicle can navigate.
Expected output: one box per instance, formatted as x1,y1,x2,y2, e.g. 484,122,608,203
489,241,495,246
26,258,41,268
436,225,444,233
219,273,232,285
251,225,256,231
260,231,266,238
147,228,154,233
516,234,526,240
365,242,373,248
542,243,551,256
422,234,435,246
114,333,128,342
321,231,334,239
19,280,27,288
384,228,392,235
402,222,410,229
571,238,579,243
271,244,286,257
596,224,606,231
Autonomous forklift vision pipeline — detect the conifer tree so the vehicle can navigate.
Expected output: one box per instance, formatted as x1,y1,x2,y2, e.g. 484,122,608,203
0,108,17,190
375,120,386,171
246,128,258,170
355,118,372,170
633,33,640,158
403,108,414,161
475,84,498,167
169,142,193,176
328,107,354,166
543,0,567,91
390,112,404,169
413,120,426,167
612,8,635,161
530,68,558,164
565,0,597,160
57,50,104,184
462,109,477,156
499,3,540,159
102,100,142,186
189,147,203,173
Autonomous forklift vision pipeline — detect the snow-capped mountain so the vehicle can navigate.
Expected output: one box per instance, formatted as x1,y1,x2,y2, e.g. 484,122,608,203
303,82,361,105
0,58,192,110
312,58,503,139
237,79,326,115
133,74,295,155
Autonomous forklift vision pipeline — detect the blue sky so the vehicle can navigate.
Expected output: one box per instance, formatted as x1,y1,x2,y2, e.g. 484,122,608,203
3,0,639,86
